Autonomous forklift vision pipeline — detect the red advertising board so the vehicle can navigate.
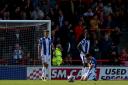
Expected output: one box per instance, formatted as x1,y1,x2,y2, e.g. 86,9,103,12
51,67,100,80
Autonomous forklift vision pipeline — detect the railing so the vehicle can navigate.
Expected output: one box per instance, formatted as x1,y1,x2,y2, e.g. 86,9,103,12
0,58,128,66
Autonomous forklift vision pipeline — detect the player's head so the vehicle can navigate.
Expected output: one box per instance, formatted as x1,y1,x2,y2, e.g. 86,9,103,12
84,29,88,38
86,53,93,60
43,30,49,38
56,43,62,50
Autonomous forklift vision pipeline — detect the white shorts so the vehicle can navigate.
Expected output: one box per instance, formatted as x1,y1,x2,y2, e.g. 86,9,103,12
81,67,90,77
41,55,51,65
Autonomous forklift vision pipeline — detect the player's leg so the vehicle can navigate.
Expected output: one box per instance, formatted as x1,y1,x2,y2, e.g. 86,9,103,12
82,67,90,81
80,66,89,81
86,69,93,80
81,69,88,81
44,55,50,80
80,67,85,81
41,64,46,80
93,69,97,80
80,54,90,81
41,55,47,80
86,67,97,81
42,55,51,80
46,55,51,80
80,53,86,80
80,53,85,64
88,68,97,80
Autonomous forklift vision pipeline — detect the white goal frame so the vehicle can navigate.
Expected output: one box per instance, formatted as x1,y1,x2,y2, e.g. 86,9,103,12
0,20,52,80
0,20,51,37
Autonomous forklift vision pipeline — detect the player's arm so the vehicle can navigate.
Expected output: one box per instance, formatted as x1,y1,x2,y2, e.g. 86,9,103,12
88,59,96,69
77,42,80,51
88,63,93,70
51,39,54,56
38,43,41,60
77,42,85,54
86,40,90,54
38,38,42,60
87,59,93,69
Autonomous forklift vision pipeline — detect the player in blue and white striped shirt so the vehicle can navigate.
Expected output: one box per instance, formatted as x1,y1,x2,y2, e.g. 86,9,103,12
81,53,97,81
77,29,90,64
77,30,92,81
38,30,51,80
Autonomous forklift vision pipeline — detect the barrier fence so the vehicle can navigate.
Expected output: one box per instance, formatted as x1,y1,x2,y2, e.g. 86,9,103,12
0,66,128,80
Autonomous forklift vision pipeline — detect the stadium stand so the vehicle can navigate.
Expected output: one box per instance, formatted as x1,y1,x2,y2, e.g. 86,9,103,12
0,0,128,66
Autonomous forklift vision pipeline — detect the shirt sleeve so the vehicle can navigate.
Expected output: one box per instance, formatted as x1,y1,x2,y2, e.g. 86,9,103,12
87,40,90,53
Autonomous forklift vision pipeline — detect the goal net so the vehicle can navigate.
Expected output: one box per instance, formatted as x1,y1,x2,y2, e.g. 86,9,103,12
0,20,51,80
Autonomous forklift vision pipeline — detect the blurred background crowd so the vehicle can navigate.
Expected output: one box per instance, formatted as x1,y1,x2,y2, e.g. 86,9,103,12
0,0,128,66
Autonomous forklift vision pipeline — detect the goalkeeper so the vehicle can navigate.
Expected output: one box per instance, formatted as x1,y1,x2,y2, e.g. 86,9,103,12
52,44,63,66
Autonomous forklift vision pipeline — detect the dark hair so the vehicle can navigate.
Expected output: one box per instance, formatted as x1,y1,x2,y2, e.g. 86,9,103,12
86,53,92,58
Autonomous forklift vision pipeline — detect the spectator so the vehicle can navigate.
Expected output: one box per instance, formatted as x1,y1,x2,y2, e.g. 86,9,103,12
100,32,112,59
74,20,85,43
23,0,32,19
89,14,101,41
58,10,65,28
109,43,119,65
51,25,60,46
48,8,57,25
79,16,86,27
3,11,10,20
31,7,38,20
62,38,72,65
40,0,50,14
0,4,9,17
13,7,22,19
95,1,104,23
31,0,39,8
21,52,32,65
52,44,63,66
91,39,101,59
31,6,44,20
110,51,119,65
111,27,122,45
12,43,24,64
103,15,115,29
75,0,85,16
110,43,119,55
83,8,94,17
104,3,113,16
89,15,100,30
59,20,72,46
21,11,27,20
114,11,122,28
119,48,128,65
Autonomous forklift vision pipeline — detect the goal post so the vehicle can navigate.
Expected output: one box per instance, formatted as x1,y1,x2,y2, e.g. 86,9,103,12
0,20,51,80
0,20,51,35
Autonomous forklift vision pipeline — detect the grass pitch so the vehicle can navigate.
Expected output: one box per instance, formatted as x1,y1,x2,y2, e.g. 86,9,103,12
0,80,128,85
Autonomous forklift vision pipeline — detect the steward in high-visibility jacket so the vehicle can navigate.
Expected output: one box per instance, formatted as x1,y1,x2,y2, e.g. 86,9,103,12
52,45,63,66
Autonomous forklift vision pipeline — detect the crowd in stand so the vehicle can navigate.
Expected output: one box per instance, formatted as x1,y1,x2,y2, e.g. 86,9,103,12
0,0,128,66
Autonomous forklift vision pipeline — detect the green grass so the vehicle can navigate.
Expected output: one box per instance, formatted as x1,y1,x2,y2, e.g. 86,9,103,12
0,80,128,85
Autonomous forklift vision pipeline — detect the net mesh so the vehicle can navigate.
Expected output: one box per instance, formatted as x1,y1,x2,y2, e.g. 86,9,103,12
0,20,51,66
